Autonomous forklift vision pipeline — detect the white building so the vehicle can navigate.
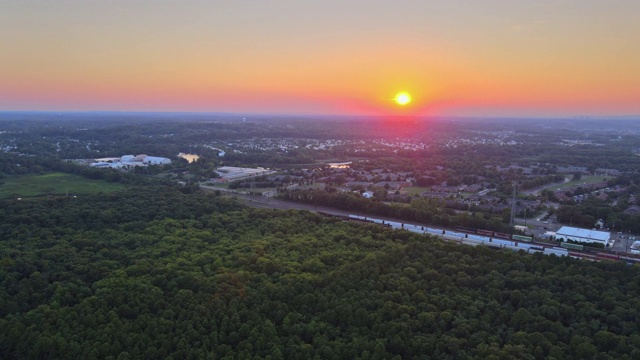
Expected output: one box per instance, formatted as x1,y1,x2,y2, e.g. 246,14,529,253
90,161,124,169
143,156,171,165
90,154,170,168
556,226,610,247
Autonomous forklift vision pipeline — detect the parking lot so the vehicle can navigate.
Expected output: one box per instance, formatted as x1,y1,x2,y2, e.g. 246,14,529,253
515,213,562,240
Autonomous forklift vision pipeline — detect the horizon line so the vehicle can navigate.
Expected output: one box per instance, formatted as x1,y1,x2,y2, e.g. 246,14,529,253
1,110,639,121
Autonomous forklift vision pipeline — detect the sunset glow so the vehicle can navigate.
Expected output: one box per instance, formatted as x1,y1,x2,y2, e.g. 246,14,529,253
1,1,639,117
394,92,412,106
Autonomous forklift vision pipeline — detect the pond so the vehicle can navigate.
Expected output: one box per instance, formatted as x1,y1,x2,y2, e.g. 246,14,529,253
178,153,200,163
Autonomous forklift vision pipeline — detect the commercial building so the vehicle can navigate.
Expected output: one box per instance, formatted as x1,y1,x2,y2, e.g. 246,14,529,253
215,166,275,181
89,154,171,168
90,161,124,169
556,226,610,247
142,156,172,165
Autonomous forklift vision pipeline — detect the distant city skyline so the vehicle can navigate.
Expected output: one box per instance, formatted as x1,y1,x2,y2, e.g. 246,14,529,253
2,1,639,117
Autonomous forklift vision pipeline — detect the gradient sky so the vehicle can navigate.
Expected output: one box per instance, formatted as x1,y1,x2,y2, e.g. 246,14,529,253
1,0,639,117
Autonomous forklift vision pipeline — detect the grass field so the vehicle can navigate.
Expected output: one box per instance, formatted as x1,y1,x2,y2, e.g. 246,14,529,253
0,173,126,199
403,186,431,196
545,175,609,192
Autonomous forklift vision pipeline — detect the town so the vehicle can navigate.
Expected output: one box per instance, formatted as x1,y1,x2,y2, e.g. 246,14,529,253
3,114,639,256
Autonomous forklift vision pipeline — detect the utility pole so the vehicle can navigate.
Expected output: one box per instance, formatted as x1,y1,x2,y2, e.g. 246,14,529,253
510,183,516,226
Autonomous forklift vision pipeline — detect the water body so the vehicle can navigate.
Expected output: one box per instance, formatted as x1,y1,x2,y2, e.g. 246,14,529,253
178,153,200,163
328,162,352,169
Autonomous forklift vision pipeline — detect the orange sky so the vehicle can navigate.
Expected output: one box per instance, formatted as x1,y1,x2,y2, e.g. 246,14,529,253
1,1,639,117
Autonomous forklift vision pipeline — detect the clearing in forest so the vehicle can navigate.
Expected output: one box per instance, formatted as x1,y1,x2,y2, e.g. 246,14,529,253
0,172,126,199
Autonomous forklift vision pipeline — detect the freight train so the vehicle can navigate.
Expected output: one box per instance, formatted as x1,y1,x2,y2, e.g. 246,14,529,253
341,214,640,265
454,226,534,242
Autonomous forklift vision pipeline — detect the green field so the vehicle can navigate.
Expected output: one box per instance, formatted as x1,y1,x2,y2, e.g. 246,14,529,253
0,173,126,199
545,175,609,192
403,186,431,196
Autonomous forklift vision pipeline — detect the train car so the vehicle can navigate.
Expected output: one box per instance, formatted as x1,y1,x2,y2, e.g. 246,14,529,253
461,238,478,246
515,242,533,249
512,234,533,242
446,231,468,238
455,226,477,233
596,252,620,261
348,215,368,222
567,251,584,260
487,241,505,249
468,234,491,242
543,247,568,257
494,232,512,239
405,227,424,235
381,220,401,228
442,234,466,243
476,229,494,236
619,256,640,265
462,237,488,246
560,242,584,251
574,252,598,261
492,238,515,247
403,224,420,232
425,227,444,235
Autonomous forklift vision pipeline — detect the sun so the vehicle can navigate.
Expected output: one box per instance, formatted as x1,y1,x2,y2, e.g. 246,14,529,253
394,92,411,106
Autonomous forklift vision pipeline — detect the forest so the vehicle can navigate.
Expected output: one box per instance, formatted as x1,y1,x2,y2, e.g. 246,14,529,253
1,186,640,359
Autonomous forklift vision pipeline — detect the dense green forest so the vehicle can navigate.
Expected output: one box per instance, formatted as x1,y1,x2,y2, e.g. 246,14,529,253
1,187,640,359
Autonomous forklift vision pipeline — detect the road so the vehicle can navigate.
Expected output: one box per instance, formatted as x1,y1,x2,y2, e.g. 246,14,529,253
522,177,570,196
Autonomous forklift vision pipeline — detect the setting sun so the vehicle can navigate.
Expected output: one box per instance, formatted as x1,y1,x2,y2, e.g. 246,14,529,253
394,92,412,106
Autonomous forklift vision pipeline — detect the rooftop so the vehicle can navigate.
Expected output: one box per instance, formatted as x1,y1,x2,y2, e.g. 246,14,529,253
556,226,610,242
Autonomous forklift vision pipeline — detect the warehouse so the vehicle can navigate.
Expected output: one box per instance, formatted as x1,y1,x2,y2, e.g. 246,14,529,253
215,166,275,181
556,226,610,247
142,156,171,165
89,154,171,168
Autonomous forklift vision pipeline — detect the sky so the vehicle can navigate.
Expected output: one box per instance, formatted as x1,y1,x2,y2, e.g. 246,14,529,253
1,0,639,117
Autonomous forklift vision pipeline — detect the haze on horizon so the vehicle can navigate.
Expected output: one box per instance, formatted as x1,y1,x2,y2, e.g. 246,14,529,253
1,0,639,118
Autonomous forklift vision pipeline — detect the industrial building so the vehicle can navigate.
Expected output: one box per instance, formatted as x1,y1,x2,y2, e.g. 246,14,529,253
556,226,610,247
89,154,171,168
215,166,275,181
142,156,172,165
